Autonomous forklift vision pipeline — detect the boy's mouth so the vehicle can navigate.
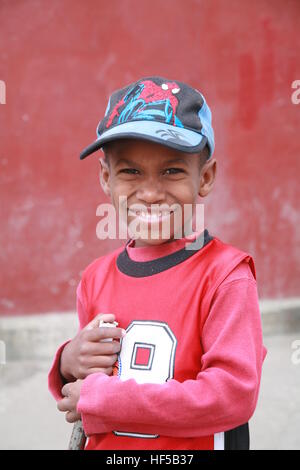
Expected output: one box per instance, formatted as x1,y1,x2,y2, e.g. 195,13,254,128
128,209,174,224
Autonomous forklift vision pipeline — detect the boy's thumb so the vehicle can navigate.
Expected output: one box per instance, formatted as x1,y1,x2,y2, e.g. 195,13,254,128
85,313,116,330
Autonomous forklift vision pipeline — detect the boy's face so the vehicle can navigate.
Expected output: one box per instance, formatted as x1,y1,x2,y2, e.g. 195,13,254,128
99,139,216,247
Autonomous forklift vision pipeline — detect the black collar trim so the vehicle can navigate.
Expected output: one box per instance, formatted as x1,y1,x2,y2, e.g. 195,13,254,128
116,229,214,278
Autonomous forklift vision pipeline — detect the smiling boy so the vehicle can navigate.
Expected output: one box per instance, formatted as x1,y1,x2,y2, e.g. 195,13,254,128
48,76,267,450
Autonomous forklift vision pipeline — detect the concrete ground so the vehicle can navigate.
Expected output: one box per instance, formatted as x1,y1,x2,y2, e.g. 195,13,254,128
0,331,299,450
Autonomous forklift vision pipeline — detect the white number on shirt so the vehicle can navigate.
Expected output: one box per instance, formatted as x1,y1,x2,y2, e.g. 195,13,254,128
114,320,177,439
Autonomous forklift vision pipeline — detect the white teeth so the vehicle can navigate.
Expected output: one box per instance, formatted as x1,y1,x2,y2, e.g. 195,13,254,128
129,210,173,221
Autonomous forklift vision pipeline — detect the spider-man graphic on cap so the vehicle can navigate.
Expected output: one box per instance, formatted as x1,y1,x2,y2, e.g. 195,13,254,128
106,80,184,129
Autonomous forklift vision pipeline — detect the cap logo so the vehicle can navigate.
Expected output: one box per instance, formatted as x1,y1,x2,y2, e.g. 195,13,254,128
155,128,190,145
106,80,184,129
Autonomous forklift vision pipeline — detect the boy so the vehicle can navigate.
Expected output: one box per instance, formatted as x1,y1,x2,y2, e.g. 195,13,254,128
48,76,267,450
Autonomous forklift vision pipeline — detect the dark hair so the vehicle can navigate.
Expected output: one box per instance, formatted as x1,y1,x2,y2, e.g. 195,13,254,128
198,144,210,171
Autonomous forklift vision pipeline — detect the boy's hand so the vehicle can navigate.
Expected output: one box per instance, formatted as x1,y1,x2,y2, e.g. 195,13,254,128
57,379,83,423
60,313,125,381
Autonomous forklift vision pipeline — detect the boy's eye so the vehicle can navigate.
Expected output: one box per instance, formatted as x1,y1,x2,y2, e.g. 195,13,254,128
164,168,184,175
118,168,184,176
119,168,139,175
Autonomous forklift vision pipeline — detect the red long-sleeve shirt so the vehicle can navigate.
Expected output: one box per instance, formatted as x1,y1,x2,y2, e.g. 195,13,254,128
48,229,267,450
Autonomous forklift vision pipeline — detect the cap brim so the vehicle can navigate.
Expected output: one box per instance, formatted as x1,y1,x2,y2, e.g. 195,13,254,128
79,121,207,160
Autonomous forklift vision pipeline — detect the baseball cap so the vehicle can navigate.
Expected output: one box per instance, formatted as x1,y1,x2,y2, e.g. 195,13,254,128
79,76,215,160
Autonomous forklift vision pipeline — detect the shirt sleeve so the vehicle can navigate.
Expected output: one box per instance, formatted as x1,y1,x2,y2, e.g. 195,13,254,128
48,280,88,401
77,267,267,438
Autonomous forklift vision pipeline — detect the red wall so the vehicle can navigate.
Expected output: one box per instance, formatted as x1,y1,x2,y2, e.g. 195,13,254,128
0,0,299,315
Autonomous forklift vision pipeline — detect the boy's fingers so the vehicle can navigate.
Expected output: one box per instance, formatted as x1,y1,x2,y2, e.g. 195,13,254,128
100,326,126,340
84,354,118,368
61,383,71,397
57,397,70,412
83,340,121,356
87,326,126,342
65,411,81,423
87,367,113,376
85,313,116,331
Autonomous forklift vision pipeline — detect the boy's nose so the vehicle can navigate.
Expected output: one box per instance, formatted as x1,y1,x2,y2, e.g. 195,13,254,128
135,178,165,204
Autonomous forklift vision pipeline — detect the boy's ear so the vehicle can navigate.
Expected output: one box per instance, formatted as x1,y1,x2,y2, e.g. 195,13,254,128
198,158,217,197
98,158,111,197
